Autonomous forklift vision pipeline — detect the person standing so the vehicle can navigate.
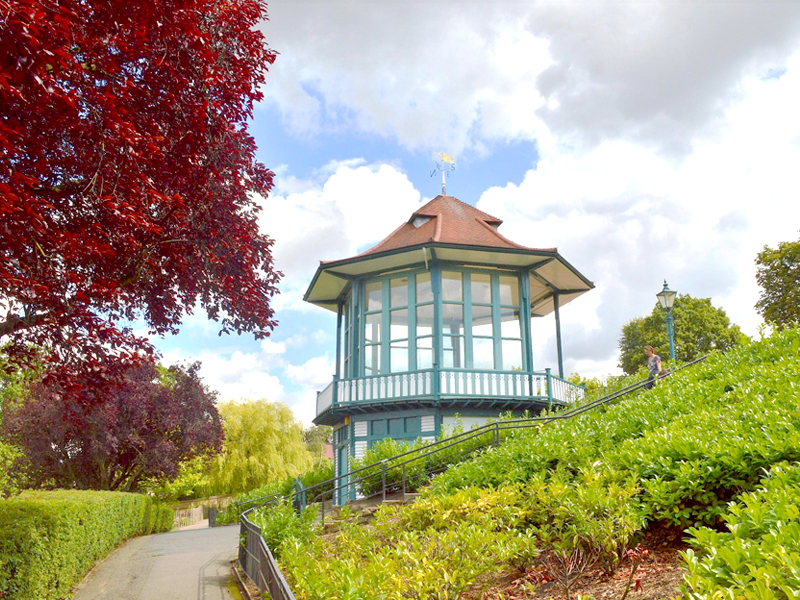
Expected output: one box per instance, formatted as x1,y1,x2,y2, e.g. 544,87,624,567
644,345,662,389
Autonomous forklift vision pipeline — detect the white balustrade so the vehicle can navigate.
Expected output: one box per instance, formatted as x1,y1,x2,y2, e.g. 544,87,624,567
316,369,583,415
316,381,335,414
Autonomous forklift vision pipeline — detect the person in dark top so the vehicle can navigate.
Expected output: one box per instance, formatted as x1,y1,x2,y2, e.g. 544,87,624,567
644,345,662,390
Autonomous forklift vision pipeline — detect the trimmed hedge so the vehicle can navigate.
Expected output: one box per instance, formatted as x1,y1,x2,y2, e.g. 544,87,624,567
0,490,174,600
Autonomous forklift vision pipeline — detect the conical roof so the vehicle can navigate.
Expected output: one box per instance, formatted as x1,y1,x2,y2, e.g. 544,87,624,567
304,195,593,314
358,195,547,256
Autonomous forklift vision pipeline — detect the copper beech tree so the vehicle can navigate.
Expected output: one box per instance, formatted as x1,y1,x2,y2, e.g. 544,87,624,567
4,361,224,491
0,0,280,383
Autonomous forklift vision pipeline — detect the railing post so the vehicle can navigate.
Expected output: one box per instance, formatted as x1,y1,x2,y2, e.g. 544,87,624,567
493,422,500,447
402,463,406,503
332,374,339,407
381,460,387,503
546,368,553,405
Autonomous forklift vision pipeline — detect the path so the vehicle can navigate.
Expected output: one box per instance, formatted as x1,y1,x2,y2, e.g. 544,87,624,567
71,524,240,600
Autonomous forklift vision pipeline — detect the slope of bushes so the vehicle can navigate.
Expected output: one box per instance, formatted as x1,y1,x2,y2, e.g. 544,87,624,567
254,328,800,600
0,490,173,600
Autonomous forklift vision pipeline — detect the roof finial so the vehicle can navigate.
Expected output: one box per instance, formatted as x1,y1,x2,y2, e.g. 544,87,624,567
431,152,455,195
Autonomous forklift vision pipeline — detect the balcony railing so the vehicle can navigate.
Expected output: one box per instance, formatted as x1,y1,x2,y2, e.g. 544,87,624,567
316,368,584,417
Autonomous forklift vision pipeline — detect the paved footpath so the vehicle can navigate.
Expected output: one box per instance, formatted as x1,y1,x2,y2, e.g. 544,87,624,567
71,524,240,600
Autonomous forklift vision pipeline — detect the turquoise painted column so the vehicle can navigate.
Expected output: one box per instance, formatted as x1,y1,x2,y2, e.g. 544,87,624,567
432,259,441,401
553,291,564,378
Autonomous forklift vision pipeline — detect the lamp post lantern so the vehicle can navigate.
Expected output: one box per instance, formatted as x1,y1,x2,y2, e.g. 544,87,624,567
656,280,677,361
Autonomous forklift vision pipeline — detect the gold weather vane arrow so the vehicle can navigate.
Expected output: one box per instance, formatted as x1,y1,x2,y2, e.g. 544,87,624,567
431,152,456,194
435,152,455,164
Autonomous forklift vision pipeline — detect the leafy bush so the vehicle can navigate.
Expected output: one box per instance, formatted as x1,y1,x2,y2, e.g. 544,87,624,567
248,499,319,559
271,328,800,600
681,461,800,600
0,490,173,600
216,459,334,525
280,504,532,600
431,328,800,526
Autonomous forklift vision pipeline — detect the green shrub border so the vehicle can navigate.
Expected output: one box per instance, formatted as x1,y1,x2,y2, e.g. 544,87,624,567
0,490,174,600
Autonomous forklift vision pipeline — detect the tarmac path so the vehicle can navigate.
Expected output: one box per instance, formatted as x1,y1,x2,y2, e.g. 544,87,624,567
71,523,240,600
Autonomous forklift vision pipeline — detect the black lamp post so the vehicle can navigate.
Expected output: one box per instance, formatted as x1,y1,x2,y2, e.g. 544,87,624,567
656,280,677,361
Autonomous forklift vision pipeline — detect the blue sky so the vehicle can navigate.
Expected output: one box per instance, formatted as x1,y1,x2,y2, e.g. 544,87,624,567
155,1,800,425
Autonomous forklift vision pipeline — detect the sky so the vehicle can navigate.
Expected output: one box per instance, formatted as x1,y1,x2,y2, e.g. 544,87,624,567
156,0,800,426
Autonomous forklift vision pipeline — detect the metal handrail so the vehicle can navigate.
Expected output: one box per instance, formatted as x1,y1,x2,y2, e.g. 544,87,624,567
242,354,708,520
239,507,297,600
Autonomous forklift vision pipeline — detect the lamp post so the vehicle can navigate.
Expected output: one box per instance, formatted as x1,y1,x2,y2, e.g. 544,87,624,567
656,280,677,361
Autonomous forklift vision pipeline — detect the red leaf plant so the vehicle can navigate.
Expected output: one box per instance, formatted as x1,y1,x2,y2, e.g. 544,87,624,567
3,358,224,491
0,0,281,388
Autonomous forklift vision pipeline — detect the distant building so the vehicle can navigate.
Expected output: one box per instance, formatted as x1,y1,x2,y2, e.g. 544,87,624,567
304,195,593,503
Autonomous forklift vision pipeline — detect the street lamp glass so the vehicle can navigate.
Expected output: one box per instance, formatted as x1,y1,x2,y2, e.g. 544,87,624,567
656,280,677,310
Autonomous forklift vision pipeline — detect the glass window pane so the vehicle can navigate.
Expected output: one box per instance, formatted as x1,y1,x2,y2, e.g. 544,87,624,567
416,272,433,303
499,275,520,306
471,273,492,305
472,337,495,370
417,347,433,369
443,335,464,368
472,305,493,337
365,344,381,374
416,304,434,337
500,308,521,338
502,339,523,370
390,309,408,340
441,271,463,302
366,281,383,312
442,303,464,335
365,312,382,343
391,342,409,372
390,277,409,307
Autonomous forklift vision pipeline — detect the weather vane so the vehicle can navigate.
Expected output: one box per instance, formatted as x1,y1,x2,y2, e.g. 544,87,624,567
431,152,455,195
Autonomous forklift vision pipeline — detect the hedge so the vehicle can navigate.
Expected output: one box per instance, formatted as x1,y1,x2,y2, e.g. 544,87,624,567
0,490,174,600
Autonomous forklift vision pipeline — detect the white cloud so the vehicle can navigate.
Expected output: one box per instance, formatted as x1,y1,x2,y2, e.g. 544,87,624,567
260,1,551,154
286,355,336,388
260,1,800,158
256,162,424,311
160,346,287,404
478,50,800,377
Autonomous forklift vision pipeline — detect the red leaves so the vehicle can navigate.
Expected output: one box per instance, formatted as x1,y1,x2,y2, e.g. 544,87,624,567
4,358,224,491
1,0,281,382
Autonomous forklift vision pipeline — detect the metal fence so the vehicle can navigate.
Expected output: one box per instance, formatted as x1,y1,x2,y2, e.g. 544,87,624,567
237,356,708,598
239,510,297,600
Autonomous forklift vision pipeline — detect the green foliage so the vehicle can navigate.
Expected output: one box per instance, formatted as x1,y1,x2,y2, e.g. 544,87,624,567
248,499,319,559
140,455,213,501
755,233,800,327
618,294,746,375
216,459,334,525
433,326,800,529
280,503,531,600
206,399,314,496
350,416,510,498
681,461,800,600
0,357,35,496
258,328,800,600
304,425,332,464
0,490,173,600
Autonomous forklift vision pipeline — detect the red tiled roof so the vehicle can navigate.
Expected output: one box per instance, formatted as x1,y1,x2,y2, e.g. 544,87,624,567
327,195,554,264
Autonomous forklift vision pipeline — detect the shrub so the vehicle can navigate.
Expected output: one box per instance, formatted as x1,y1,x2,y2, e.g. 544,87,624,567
0,490,173,600
247,499,319,560
681,461,800,599
216,459,334,525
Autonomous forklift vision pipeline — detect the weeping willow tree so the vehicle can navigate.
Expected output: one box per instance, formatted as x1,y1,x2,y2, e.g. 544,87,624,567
207,399,314,496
